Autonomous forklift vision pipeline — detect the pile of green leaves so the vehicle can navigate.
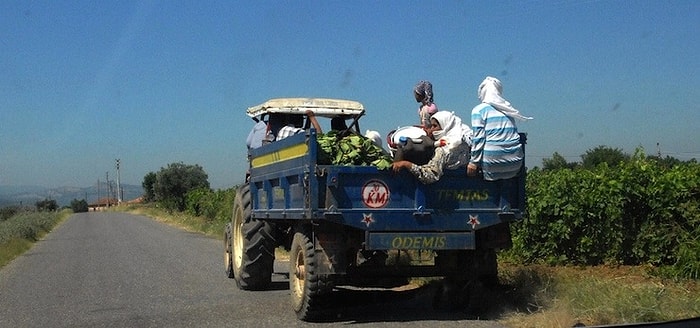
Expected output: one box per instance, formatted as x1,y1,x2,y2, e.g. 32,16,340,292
317,131,393,169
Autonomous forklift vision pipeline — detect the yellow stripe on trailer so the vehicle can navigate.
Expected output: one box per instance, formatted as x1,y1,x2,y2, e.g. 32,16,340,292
251,143,309,168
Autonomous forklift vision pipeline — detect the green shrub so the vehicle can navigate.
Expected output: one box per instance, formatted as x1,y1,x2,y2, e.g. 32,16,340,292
70,199,89,213
185,187,235,223
1,206,30,221
0,211,62,244
512,166,625,265
509,152,700,278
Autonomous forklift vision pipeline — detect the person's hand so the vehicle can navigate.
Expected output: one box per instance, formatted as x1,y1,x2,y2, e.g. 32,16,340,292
391,160,412,173
467,163,479,176
305,110,315,117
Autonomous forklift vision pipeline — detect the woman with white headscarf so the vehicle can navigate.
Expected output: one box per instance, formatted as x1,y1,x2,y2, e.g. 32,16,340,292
467,76,531,181
392,111,472,184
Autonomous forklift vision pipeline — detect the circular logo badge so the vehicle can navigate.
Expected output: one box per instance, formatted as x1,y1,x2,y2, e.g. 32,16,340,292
361,180,390,208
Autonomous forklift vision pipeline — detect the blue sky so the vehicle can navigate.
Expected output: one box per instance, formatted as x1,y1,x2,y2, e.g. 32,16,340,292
1,0,698,189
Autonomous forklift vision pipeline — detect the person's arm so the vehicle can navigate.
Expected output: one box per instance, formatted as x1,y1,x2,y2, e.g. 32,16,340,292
468,106,486,176
305,110,322,134
392,147,449,184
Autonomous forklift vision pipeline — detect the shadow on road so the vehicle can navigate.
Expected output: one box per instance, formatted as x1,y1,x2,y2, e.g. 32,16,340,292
270,260,547,324
313,279,542,323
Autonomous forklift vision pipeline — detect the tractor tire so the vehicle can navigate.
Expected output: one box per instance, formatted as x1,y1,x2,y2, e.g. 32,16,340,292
231,184,276,290
289,228,334,321
224,222,234,278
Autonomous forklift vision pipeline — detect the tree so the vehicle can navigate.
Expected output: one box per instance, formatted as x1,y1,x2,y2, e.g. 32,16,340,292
581,145,629,169
152,162,210,211
142,171,157,202
648,155,688,168
542,152,578,170
70,199,89,213
36,199,58,212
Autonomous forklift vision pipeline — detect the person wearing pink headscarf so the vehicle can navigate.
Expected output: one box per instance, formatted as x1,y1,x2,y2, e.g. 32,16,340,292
414,80,439,127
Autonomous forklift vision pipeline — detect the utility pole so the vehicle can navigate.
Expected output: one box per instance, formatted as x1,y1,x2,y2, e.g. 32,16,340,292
116,159,122,204
97,179,100,210
106,171,110,207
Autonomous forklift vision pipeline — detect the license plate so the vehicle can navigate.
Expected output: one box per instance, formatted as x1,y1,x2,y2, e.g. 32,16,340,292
366,232,475,250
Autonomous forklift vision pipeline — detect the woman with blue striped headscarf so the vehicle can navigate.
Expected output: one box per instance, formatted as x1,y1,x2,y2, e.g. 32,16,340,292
467,76,532,181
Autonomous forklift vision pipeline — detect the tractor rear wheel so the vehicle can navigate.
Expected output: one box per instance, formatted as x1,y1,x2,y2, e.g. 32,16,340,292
231,184,276,290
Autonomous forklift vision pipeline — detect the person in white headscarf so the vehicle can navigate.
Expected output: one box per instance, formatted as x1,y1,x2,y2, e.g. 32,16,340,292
392,111,472,184
467,76,531,181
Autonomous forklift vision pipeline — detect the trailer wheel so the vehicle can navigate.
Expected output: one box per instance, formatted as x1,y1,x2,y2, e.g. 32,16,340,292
433,249,499,312
224,222,234,278
289,229,333,321
231,184,276,290
478,249,499,287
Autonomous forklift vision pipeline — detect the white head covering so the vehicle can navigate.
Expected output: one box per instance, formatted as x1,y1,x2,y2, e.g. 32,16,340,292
478,76,532,121
430,111,472,151
364,130,382,148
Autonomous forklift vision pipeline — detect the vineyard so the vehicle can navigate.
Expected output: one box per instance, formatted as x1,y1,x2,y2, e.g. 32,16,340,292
508,151,699,279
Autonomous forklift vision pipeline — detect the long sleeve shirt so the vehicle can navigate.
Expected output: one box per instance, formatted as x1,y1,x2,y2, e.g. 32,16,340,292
408,143,470,184
470,103,523,181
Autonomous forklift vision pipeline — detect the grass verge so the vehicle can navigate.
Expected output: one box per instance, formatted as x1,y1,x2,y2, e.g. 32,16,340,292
496,264,700,327
119,203,227,238
0,209,71,268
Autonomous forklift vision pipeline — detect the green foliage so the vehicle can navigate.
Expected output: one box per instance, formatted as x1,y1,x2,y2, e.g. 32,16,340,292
1,206,30,221
184,187,235,223
317,131,393,169
142,171,157,202
581,145,630,169
513,167,625,265
70,199,89,213
0,211,62,244
510,150,700,278
541,152,578,170
35,199,58,212
152,162,210,212
649,155,684,168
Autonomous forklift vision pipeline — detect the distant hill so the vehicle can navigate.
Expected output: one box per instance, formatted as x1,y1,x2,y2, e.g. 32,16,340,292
0,184,144,208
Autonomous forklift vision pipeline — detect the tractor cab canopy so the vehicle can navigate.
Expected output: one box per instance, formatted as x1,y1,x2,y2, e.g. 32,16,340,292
246,98,365,118
246,98,366,135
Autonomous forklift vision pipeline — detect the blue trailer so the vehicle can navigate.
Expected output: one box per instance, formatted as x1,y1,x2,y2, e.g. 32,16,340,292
223,98,526,320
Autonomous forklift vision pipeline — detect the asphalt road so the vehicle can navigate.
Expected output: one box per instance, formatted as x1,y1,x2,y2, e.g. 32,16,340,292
0,212,507,328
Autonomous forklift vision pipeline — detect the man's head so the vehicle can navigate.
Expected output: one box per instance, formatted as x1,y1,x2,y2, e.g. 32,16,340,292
269,113,303,128
331,117,347,131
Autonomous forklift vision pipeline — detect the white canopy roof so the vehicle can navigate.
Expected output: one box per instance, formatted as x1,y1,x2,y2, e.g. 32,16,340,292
246,98,365,118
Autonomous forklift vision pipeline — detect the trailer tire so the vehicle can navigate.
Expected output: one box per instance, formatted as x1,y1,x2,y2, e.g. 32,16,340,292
289,228,333,321
478,249,499,287
232,184,276,290
224,222,234,278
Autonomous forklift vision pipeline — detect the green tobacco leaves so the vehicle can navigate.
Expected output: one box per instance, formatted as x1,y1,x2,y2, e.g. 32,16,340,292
317,132,393,169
